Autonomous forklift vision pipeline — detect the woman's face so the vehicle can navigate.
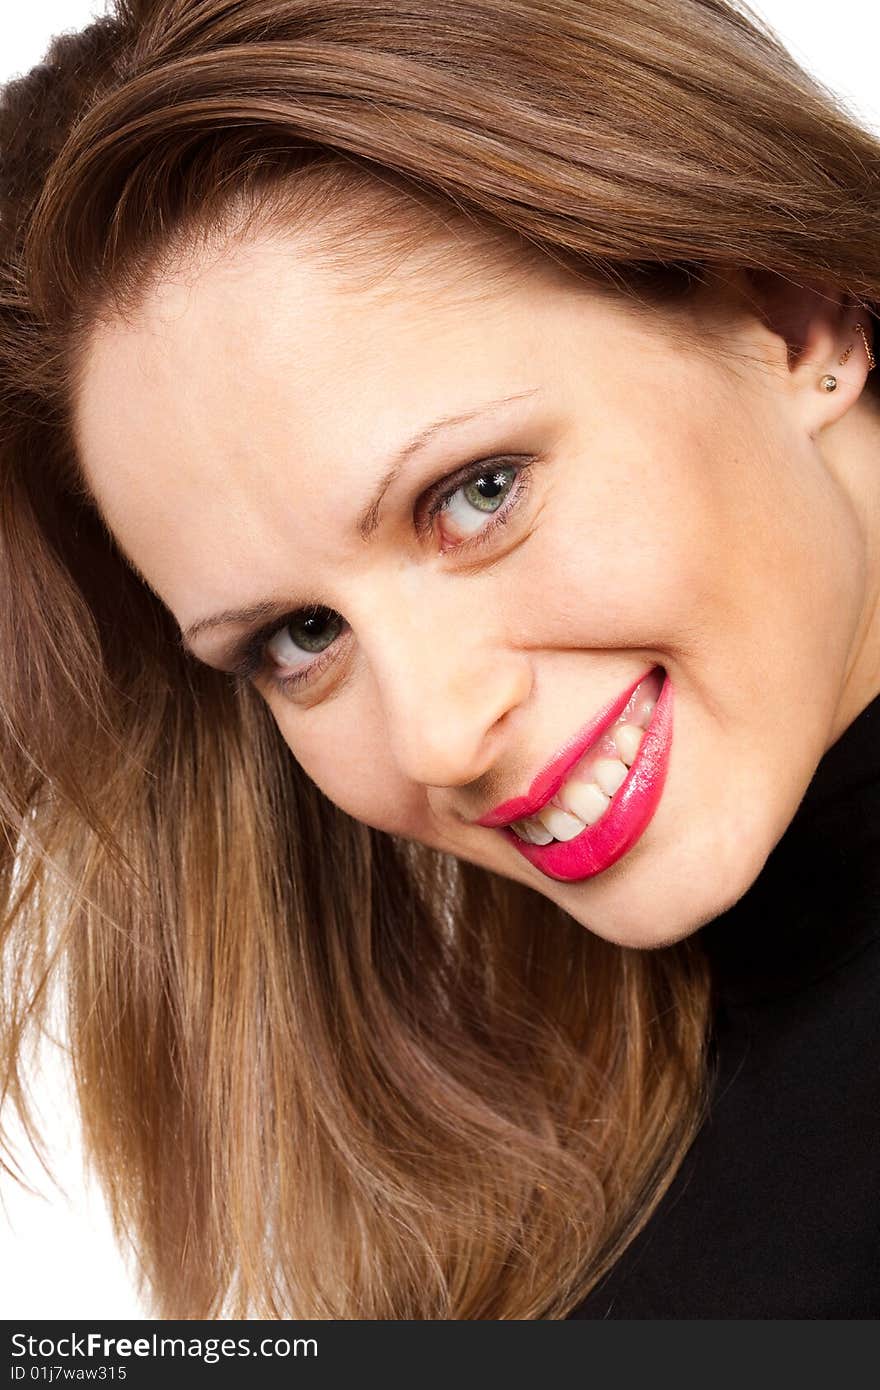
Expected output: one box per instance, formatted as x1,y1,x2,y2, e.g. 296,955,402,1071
73,217,880,946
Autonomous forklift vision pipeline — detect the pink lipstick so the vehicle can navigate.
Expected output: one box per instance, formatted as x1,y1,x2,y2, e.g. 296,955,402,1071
481,666,673,883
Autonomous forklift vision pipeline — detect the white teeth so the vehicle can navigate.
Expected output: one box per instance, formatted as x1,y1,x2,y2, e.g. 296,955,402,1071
508,669,663,847
558,779,610,825
612,722,644,768
592,757,629,798
534,803,587,841
512,816,554,845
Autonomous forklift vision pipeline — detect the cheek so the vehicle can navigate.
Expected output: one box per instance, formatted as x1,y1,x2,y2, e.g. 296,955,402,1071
515,409,738,654
269,696,428,835
520,384,843,685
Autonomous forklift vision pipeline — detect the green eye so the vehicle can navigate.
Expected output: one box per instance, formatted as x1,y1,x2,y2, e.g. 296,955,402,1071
427,458,532,545
461,467,516,513
286,606,343,653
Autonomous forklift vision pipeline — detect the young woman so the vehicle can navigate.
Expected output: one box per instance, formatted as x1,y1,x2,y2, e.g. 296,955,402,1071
1,0,878,1319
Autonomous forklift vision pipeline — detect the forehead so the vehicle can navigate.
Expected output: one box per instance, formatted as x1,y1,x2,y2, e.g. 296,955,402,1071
68,222,640,640
73,215,549,462
72,223,560,516
73,224,556,551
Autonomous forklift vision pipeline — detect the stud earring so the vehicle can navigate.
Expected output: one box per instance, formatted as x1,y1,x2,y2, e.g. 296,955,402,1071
819,374,838,392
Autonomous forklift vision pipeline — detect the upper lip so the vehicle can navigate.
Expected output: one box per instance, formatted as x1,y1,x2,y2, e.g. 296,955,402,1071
475,665,659,829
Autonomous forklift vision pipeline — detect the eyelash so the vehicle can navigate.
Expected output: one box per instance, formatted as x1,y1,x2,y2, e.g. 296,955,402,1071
227,454,534,698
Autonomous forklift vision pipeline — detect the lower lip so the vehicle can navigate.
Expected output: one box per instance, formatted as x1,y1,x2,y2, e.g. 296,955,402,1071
500,668,674,882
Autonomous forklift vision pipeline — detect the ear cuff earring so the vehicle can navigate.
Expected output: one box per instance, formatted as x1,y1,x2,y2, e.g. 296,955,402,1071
820,322,876,392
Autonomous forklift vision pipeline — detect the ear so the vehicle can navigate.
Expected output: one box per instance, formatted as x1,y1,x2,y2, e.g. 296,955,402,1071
733,268,876,438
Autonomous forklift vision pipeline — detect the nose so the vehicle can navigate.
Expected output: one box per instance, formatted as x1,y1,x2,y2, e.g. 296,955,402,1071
361,588,533,789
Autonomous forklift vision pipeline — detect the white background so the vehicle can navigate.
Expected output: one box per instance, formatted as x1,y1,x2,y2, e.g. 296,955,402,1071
1,0,878,1322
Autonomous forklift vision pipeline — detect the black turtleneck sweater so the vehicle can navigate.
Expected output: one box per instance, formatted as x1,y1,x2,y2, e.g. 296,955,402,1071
568,690,880,1319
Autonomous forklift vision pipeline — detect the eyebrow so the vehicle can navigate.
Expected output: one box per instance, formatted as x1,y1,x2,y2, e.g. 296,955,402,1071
354,387,539,542
180,386,541,652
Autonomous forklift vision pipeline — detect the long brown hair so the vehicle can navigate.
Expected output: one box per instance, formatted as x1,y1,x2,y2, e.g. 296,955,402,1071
1,0,877,1318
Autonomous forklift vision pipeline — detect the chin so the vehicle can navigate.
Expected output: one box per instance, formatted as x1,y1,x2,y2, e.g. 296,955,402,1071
559,821,774,950
575,908,722,951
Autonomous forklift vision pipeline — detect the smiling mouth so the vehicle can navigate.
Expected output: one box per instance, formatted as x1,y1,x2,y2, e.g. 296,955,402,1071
490,665,673,884
509,668,664,845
